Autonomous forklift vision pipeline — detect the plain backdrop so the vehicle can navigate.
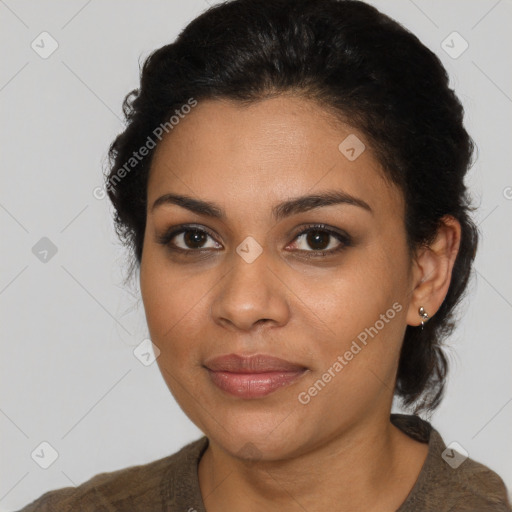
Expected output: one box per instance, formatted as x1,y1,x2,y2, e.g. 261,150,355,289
1,0,511,509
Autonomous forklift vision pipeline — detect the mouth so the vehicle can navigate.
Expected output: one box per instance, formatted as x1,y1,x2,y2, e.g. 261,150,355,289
204,353,308,399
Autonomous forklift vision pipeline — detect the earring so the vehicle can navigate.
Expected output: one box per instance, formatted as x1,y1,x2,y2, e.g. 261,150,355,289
418,307,429,329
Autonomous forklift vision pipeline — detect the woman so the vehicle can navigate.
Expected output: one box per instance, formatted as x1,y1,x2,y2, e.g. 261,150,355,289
19,0,511,510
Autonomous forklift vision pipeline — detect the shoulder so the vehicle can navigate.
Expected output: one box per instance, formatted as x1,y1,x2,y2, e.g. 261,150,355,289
393,414,512,512
17,437,208,511
433,442,512,511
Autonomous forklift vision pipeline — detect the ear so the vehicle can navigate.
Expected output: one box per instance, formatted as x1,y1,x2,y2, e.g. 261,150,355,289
406,215,462,327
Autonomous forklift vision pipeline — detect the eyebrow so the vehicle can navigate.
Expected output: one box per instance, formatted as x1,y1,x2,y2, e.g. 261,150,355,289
151,190,373,220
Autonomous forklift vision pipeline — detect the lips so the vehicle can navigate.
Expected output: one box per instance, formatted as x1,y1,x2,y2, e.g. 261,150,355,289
204,353,306,373
204,353,308,399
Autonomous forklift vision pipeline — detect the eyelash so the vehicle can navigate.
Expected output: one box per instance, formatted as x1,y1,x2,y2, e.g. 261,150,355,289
156,223,352,258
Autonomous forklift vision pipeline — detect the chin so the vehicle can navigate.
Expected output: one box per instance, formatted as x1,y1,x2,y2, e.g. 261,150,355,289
203,408,307,461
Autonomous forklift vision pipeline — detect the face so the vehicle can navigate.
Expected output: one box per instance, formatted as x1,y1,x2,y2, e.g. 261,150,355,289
140,95,415,460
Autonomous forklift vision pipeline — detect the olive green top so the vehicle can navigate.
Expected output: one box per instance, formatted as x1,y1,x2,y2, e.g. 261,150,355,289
18,414,511,511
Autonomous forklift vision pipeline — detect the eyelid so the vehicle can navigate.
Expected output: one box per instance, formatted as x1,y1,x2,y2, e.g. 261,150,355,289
157,223,351,254
290,223,350,242
156,223,221,247
287,223,351,253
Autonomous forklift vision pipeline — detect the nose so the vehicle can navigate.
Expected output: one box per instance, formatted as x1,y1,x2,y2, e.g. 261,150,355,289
210,245,291,332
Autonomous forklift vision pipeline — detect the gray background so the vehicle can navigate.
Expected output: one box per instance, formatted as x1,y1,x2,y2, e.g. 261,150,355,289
1,0,511,509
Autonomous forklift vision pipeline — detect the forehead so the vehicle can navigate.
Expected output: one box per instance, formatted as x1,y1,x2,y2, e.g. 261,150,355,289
147,95,402,219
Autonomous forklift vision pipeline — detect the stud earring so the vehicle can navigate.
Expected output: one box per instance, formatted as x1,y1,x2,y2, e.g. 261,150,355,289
418,307,429,329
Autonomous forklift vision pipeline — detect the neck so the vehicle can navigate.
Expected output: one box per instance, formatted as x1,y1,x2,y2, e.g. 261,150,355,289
198,414,428,512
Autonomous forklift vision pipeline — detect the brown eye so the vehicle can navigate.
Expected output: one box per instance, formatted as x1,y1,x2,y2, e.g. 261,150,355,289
305,230,331,251
288,224,352,256
182,229,209,249
157,226,222,252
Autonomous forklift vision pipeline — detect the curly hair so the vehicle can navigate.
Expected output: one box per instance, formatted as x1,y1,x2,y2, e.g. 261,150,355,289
105,0,479,414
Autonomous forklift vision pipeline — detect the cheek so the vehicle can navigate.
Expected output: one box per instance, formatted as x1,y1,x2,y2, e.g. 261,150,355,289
140,253,213,429
294,238,410,390
140,249,208,362
298,248,408,345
